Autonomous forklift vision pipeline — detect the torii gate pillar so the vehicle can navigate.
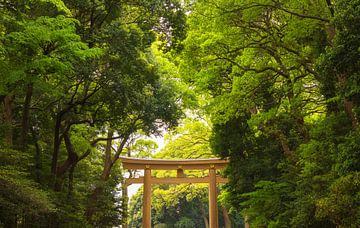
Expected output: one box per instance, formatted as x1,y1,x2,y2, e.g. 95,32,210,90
209,166,218,228
143,167,151,228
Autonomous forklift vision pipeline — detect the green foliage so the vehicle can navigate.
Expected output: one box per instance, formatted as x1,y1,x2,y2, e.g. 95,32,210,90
317,0,360,111
178,0,360,227
0,0,186,226
0,147,54,226
316,172,360,227
241,181,293,227
174,217,195,228
2,0,360,226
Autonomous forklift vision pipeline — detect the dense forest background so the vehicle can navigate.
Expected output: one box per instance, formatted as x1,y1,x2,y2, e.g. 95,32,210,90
1,0,360,227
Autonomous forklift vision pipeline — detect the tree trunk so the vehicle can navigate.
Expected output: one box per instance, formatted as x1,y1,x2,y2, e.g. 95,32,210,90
51,113,63,175
20,83,33,149
67,164,75,199
34,140,42,183
344,98,357,129
85,130,114,222
85,185,104,222
245,216,250,228
222,207,232,228
200,205,209,228
122,182,129,228
275,132,292,156
3,95,14,145
101,130,114,181
31,127,42,183
54,131,79,191
85,130,131,223
325,0,335,16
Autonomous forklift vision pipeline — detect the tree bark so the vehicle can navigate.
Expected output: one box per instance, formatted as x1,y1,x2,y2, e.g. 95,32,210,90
85,130,131,223
67,164,75,199
101,130,114,181
275,131,292,156
325,0,335,16
3,95,14,145
51,113,63,175
54,131,79,191
20,83,33,149
85,130,114,222
222,207,232,228
245,216,250,228
200,205,209,228
344,98,357,129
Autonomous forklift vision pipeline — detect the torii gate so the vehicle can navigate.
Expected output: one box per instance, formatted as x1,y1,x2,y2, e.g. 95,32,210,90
120,156,229,228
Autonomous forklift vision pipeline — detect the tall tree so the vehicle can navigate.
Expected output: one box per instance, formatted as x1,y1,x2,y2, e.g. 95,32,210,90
179,0,360,227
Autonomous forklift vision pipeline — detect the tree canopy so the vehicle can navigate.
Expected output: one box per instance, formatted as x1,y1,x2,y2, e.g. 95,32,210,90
1,0,360,227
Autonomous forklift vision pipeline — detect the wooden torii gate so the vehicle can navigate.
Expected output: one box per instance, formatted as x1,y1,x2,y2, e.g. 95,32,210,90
120,156,229,228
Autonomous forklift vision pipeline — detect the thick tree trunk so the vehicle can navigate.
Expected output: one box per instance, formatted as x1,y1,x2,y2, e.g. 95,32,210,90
67,164,75,199
85,185,104,222
54,131,79,191
20,83,33,149
85,130,114,222
51,113,63,175
85,130,131,223
3,95,14,145
222,207,232,228
101,130,114,181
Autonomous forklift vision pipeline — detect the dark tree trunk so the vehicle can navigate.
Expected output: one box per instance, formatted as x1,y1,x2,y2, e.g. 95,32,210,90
34,141,42,183
3,95,14,145
20,83,33,149
325,0,335,16
67,164,75,199
54,131,79,191
51,113,63,175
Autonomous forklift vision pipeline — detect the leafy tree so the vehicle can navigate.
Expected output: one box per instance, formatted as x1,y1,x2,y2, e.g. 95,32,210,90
178,0,360,227
0,0,186,226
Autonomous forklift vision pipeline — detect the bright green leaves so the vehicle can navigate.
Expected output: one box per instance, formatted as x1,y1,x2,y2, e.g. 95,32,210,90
241,181,293,227
178,0,360,227
156,120,212,159
0,15,100,95
0,0,186,226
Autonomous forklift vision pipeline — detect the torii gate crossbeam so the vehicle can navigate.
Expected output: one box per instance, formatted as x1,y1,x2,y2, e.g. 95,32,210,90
120,156,229,228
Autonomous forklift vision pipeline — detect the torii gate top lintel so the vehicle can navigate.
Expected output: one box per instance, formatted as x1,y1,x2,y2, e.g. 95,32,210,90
120,156,229,170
